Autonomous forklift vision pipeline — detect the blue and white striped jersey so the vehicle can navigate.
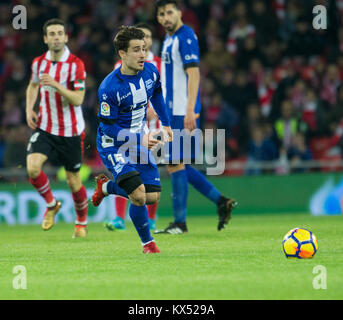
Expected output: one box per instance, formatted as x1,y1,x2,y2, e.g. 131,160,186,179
161,24,201,116
97,62,170,142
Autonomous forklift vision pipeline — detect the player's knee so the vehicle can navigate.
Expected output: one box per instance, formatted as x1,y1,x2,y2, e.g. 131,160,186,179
130,192,146,206
146,192,160,205
65,172,82,193
129,184,146,206
26,160,41,178
26,154,47,178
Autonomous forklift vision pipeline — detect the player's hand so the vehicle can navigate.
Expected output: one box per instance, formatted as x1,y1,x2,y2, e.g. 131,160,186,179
146,106,158,122
162,126,173,142
143,131,162,150
40,73,61,89
184,110,197,131
26,109,38,130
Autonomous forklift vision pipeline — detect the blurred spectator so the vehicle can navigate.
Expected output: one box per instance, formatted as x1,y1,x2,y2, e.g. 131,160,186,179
270,61,298,121
287,132,312,172
202,39,235,79
320,64,342,106
1,91,23,128
278,0,303,42
287,16,323,58
274,99,306,153
2,124,29,168
245,124,278,175
205,93,223,125
223,69,258,118
226,2,256,54
290,78,307,111
4,57,28,99
237,35,263,69
251,0,278,45
257,70,276,117
238,103,262,154
301,87,329,138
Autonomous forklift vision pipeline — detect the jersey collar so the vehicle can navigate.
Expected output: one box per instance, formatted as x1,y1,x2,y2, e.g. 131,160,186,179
45,46,70,62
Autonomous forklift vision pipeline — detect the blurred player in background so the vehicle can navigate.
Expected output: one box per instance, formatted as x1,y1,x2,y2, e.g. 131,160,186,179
26,19,88,238
155,0,237,234
91,26,173,253
104,23,161,231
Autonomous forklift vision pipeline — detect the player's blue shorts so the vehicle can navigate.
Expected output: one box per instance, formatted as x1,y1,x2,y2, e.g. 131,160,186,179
96,130,161,192
165,115,201,164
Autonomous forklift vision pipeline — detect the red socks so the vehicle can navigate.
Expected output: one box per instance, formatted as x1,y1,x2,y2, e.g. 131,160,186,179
72,185,88,225
115,196,158,220
29,171,55,206
29,171,88,225
147,202,158,220
115,196,128,219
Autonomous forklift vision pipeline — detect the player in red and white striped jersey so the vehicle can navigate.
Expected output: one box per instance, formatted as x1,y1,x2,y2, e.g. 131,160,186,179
104,23,162,232
26,19,88,238
30,47,86,136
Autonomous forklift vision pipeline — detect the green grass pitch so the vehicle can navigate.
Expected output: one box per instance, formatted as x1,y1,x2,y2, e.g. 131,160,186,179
0,213,342,300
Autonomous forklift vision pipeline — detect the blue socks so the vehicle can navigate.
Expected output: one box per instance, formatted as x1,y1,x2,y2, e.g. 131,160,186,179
106,181,152,244
185,165,221,204
129,204,153,244
171,169,188,223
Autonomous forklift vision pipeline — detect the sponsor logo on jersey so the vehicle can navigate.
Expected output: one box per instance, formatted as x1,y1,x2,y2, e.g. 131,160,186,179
184,54,198,61
145,79,154,90
120,91,132,100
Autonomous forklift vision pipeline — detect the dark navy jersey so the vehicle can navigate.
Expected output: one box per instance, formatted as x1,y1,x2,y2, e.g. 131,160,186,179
97,62,170,140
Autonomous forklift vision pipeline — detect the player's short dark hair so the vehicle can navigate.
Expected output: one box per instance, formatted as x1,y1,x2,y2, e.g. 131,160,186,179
113,26,145,53
155,0,179,11
134,22,153,35
43,18,66,35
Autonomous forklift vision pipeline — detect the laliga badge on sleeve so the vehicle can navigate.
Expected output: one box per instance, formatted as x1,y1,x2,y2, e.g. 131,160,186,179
100,102,110,116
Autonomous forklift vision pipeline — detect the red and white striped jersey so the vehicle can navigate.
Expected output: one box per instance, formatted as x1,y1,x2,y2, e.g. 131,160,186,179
114,51,162,131
30,46,86,137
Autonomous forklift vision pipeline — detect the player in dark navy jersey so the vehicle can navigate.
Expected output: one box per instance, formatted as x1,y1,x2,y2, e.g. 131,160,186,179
91,26,173,254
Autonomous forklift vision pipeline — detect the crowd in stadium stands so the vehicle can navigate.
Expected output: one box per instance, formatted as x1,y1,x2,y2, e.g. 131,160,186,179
0,0,343,176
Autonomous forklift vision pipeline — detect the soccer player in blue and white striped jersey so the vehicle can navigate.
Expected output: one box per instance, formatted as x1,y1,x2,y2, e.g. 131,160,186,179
155,0,237,234
91,26,173,253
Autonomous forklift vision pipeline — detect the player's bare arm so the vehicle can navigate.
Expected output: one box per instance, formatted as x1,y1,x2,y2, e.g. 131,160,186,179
26,80,40,129
146,106,158,122
184,66,200,131
39,73,85,106
162,126,173,142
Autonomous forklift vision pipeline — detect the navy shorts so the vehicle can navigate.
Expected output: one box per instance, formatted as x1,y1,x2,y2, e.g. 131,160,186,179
165,115,201,164
96,133,161,193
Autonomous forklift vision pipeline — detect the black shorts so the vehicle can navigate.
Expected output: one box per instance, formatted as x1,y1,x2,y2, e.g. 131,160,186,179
27,129,82,172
